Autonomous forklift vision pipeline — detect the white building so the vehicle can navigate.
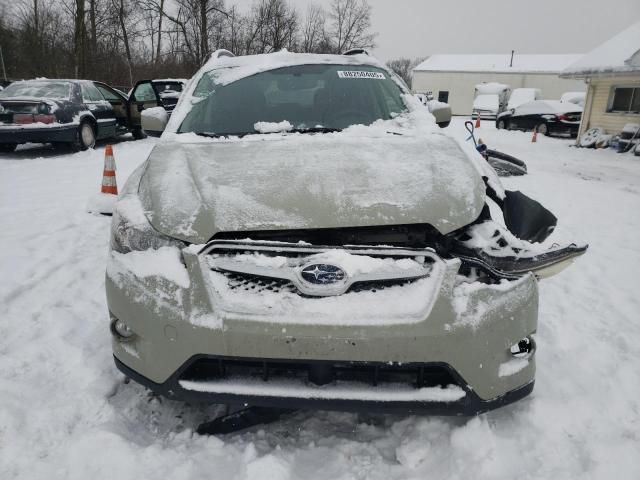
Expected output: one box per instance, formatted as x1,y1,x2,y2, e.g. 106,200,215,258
561,21,640,140
412,54,586,115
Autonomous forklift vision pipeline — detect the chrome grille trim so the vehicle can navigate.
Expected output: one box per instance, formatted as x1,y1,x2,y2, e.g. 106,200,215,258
201,240,441,297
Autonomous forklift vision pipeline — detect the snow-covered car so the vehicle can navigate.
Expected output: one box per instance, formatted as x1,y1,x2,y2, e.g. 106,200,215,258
496,100,583,137
0,79,145,152
560,91,586,107
106,51,587,419
473,82,511,119
507,88,541,110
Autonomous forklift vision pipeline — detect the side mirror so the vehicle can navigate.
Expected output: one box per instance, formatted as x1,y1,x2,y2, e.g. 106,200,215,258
141,107,168,137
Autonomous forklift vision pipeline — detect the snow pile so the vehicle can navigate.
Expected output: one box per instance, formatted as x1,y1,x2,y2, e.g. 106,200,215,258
498,358,530,377
562,20,640,76
415,54,582,74
514,100,582,116
108,246,190,289
180,377,466,402
475,82,510,94
254,120,292,134
508,88,541,110
202,271,441,327
473,94,499,111
86,192,117,215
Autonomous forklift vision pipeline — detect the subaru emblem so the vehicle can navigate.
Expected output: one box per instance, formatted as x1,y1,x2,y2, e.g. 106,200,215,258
300,264,346,285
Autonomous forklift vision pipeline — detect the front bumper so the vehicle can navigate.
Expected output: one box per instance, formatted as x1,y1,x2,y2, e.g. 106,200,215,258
114,354,534,415
107,243,539,413
0,123,77,144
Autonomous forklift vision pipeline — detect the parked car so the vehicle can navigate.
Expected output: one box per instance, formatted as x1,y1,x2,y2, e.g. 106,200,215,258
473,82,511,119
507,88,541,110
0,79,148,152
560,91,586,107
496,100,583,137
126,79,188,136
106,50,586,423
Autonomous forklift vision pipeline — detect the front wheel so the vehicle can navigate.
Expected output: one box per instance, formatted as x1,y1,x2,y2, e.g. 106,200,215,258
536,122,549,136
497,119,507,130
0,143,17,153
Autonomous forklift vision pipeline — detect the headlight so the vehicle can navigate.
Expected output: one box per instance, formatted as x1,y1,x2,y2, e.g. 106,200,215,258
110,196,187,253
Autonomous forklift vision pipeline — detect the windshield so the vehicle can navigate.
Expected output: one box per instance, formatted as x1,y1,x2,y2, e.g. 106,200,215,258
0,81,73,100
178,64,407,135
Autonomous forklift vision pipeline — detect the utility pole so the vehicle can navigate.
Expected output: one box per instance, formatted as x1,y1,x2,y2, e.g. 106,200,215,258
0,45,7,81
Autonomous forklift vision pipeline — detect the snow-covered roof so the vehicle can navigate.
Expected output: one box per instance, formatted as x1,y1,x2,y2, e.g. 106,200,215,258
413,54,583,74
562,21,640,77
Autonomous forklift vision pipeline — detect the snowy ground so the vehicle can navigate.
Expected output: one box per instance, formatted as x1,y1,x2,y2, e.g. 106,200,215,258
1,120,639,479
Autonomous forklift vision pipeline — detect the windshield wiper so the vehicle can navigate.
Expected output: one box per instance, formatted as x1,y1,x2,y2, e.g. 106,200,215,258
194,131,252,138
288,127,342,134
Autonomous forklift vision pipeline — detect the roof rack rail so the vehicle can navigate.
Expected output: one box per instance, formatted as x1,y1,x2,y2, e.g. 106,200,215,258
343,48,369,56
211,49,235,60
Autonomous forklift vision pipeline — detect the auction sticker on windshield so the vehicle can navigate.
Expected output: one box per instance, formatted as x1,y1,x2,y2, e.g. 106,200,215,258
337,71,385,79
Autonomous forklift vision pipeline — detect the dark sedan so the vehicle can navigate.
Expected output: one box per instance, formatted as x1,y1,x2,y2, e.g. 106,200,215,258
496,100,582,137
0,79,143,152
0,78,179,152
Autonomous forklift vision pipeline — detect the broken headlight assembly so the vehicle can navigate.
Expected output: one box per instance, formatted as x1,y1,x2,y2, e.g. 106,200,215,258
109,198,187,254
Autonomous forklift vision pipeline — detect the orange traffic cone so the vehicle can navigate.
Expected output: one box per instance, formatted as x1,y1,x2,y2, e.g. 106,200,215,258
531,128,538,143
475,113,481,128
101,144,118,195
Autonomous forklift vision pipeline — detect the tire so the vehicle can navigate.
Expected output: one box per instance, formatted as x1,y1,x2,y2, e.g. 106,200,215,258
437,121,450,128
132,128,147,140
497,119,507,130
71,120,96,151
536,123,549,136
580,127,605,148
0,143,17,153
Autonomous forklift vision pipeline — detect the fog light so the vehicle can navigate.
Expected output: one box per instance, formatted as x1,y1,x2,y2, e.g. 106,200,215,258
510,336,535,358
111,315,135,340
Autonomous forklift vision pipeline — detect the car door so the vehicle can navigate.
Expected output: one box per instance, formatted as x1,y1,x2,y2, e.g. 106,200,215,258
127,80,160,130
94,82,129,135
80,82,117,139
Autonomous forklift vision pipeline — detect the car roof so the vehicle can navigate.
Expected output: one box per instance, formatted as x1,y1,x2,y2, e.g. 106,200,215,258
201,50,386,85
516,100,583,114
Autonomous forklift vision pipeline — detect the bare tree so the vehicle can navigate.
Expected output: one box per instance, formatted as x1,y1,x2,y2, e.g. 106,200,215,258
386,57,426,88
326,0,376,53
301,3,326,53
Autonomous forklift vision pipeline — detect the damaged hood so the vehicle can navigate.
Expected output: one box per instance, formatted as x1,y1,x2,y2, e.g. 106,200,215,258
138,132,486,244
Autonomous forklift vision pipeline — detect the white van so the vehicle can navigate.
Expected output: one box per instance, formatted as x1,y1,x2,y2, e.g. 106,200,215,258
473,82,511,119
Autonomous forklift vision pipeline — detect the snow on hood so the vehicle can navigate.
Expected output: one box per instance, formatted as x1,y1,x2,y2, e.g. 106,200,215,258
137,128,487,244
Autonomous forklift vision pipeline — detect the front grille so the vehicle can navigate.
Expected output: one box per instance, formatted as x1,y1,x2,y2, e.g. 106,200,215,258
220,271,419,296
204,240,438,298
222,271,297,294
180,357,458,389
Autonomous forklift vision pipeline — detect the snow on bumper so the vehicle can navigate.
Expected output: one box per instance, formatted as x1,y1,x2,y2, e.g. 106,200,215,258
106,244,538,404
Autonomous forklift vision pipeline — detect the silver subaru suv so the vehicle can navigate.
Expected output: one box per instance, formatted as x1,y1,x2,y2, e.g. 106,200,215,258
106,50,586,418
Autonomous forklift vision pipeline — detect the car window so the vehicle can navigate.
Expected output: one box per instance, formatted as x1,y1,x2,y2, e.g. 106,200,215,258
81,82,105,102
180,64,407,134
132,82,157,102
95,84,121,102
0,81,72,99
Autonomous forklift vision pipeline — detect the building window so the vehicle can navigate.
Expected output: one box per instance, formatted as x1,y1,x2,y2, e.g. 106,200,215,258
438,91,449,103
609,86,640,113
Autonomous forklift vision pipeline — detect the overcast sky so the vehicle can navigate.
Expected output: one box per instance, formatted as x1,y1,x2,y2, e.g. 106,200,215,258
235,0,640,62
